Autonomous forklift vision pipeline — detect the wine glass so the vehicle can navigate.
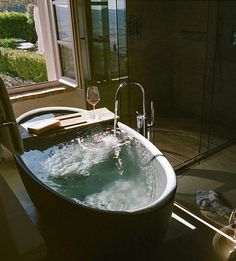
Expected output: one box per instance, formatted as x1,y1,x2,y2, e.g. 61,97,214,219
86,86,100,117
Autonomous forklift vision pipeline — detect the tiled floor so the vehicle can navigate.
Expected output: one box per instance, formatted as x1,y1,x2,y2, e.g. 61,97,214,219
0,141,236,260
150,112,235,169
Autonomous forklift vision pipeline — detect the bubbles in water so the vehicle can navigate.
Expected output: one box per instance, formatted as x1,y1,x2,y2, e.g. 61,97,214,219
41,130,122,177
83,175,149,211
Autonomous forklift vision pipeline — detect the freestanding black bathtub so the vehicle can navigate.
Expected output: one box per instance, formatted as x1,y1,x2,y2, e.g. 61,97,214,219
15,107,177,260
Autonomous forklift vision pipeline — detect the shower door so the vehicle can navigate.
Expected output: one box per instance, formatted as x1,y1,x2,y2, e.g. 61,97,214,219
126,0,206,168
176,0,236,238
200,1,236,154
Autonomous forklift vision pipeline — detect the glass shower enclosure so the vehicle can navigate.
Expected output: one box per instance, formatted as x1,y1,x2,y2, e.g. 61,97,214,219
83,0,236,168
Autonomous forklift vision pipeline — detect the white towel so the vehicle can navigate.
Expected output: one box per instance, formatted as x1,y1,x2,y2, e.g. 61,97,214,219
0,77,24,155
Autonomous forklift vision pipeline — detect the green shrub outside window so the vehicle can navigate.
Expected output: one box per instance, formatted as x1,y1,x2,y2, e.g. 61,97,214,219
0,11,47,85
0,38,17,49
0,11,37,43
0,47,47,83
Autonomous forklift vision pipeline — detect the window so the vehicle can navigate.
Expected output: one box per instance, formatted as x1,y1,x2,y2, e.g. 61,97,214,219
0,0,127,91
86,0,127,82
0,0,85,91
50,0,80,87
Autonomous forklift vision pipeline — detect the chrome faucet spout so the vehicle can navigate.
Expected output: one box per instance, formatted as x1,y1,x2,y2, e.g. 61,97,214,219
114,80,147,136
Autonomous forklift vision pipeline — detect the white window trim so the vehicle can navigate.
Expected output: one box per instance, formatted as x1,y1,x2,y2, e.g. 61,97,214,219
48,0,79,87
37,0,58,82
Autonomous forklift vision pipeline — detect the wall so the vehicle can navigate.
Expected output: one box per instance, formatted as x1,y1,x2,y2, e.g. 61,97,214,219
173,1,209,116
127,0,236,122
211,1,236,124
127,0,176,113
127,0,210,116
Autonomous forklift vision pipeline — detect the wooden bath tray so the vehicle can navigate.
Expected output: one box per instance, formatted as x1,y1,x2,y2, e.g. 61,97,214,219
20,108,116,137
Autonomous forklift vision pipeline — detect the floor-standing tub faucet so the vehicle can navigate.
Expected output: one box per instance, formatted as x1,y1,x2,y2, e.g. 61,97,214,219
114,81,147,136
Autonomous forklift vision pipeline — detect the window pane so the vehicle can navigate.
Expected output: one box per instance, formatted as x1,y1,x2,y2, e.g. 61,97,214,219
91,5,109,79
93,42,106,78
52,1,77,82
91,5,108,38
114,0,127,75
59,46,75,79
54,5,72,41
89,0,127,80
109,0,127,76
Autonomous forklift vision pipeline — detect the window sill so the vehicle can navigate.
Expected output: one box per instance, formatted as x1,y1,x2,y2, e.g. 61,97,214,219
10,84,75,103
7,81,62,95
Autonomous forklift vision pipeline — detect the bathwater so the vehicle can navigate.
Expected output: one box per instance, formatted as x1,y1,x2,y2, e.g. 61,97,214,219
21,126,166,211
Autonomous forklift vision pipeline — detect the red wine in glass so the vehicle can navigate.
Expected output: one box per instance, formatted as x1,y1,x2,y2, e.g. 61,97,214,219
86,86,100,116
87,98,99,106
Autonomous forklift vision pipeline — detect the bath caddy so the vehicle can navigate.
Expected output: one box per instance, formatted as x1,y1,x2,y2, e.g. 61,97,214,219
21,107,116,136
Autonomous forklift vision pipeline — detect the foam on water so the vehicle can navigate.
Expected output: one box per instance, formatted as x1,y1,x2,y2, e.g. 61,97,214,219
21,127,166,211
45,133,120,177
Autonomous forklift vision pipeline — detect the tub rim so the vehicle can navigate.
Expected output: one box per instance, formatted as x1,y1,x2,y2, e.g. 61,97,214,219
16,106,177,215
118,122,177,210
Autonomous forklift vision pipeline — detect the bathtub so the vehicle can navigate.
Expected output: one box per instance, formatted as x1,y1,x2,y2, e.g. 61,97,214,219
15,107,177,259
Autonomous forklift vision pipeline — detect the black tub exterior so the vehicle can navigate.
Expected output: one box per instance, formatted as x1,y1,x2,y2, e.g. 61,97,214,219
15,156,175,260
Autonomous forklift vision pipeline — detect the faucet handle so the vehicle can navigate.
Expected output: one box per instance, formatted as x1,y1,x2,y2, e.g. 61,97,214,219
136,111,144,129
147,101,155,127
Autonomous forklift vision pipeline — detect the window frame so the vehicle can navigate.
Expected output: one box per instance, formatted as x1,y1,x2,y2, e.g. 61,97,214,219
49,0,82,88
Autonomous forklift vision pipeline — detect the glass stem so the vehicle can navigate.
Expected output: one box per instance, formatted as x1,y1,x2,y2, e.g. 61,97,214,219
93,105,96,118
